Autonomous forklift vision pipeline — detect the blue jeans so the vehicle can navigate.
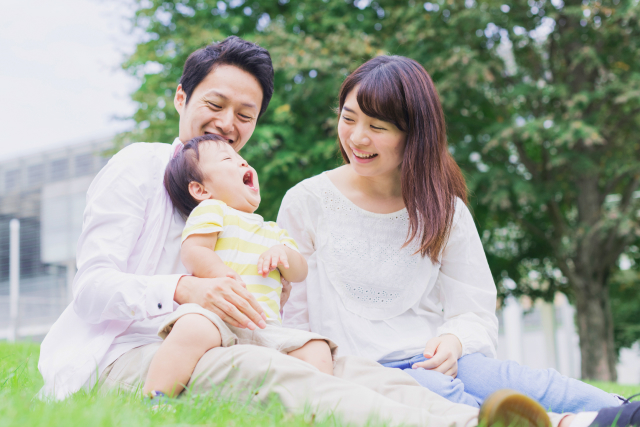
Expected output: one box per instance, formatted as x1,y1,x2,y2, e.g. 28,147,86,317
382,353,620,413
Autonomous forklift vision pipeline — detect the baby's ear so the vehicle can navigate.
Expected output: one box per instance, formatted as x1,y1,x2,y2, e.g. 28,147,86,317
188,181,212,202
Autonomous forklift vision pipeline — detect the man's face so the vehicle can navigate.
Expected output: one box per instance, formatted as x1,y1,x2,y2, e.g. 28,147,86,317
197,142,261,213
175,64,263,153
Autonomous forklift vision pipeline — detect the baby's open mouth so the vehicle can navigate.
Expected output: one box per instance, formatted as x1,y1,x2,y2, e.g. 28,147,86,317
243,170,258,190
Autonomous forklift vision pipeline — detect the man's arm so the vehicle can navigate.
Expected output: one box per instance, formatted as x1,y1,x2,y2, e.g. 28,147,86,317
73,144,181,324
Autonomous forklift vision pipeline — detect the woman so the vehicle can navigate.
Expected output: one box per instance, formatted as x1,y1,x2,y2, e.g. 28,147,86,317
278,55,623,415
37,36,546,427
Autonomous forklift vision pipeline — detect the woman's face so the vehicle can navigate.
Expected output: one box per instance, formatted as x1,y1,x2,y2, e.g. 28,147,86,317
338,86,407,178
174,64,263,152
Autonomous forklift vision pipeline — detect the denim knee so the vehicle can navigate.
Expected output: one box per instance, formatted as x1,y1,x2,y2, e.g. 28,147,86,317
403,367,481,408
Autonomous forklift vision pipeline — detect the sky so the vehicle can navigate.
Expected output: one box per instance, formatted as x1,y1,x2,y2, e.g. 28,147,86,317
0,0,139,160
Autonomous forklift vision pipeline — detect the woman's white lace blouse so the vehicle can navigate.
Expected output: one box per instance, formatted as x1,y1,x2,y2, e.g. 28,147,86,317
277,173,498,363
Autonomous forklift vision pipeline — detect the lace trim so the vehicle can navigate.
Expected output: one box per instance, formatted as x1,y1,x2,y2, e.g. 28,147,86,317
343,283,401,304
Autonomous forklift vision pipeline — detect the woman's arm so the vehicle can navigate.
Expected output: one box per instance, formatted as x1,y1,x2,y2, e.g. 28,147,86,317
413,200,498,376
434,200,499,357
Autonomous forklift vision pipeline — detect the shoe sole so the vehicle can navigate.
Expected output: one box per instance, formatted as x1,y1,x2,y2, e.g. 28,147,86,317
479,389,551,427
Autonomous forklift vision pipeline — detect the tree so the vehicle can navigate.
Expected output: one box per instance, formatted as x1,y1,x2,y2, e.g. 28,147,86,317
122,0,640,380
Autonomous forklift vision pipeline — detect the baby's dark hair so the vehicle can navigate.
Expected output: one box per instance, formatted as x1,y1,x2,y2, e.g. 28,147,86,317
164,134,228,218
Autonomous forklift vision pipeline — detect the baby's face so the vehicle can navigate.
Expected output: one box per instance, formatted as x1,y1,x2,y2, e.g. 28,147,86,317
197,142,261,213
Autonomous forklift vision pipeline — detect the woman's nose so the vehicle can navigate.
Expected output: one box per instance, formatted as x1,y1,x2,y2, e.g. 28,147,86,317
350,125,371,145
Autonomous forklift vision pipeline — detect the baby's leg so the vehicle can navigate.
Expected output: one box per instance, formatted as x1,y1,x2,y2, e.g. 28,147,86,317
287,339,334,375
143,313,221,397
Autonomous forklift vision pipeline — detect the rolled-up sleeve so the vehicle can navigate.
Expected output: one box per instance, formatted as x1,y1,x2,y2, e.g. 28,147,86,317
436,200,499,358
72,145,180,324
277,189,315,331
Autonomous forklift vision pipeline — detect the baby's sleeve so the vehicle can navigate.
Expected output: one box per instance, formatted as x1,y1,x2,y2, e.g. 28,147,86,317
265,222,300,253
181,199,226,243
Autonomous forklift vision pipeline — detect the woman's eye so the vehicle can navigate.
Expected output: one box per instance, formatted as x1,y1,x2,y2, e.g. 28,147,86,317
239,114,252,121
371,125,387,131
342,116,354,122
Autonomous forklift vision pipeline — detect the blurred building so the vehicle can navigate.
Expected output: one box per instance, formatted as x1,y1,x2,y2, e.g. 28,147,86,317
0,137,114,340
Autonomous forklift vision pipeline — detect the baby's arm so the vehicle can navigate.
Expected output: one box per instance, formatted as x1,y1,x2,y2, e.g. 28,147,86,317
181,233,242,282
258,244,308,283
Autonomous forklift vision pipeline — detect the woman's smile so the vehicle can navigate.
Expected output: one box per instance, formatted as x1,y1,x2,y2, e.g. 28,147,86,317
351,146,378,162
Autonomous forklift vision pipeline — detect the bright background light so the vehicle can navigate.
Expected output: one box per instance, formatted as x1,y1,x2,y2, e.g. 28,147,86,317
0,0,138,160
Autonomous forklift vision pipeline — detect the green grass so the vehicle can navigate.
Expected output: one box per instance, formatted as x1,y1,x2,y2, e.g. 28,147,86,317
0,342,341,427
1,342,639,427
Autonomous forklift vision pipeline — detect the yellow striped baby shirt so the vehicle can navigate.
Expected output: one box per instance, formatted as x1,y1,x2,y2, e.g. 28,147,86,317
182,199,299,321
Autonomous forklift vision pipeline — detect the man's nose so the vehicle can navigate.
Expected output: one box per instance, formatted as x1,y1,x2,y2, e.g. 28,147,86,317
214,108,234,134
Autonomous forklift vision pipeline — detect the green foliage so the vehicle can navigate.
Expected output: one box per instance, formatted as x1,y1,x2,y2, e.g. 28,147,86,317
610,264,640,353
120,0,640,369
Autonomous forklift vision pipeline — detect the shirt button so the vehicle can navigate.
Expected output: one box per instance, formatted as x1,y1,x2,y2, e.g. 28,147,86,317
158,303,162,309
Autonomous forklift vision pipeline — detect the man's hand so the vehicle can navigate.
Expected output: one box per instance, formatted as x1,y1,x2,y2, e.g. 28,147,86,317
257,244,289,278
280,277,292,308
412,334,463,378
174,275,267,330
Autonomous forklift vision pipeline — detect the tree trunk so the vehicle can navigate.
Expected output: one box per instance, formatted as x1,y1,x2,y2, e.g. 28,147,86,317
573,279,618,381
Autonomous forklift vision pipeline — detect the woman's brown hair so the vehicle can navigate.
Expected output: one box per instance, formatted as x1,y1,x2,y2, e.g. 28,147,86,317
338,55,467,262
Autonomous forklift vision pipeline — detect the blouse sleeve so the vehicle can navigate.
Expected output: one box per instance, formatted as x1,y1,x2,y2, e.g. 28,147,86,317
435,199,499,358
72,144,180,324
276,187,316,331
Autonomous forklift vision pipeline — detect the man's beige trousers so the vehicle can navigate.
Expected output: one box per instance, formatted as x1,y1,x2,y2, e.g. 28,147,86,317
98,343,566,427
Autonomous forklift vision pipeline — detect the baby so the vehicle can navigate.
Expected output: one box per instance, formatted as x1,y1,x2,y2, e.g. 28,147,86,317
143,134,335,399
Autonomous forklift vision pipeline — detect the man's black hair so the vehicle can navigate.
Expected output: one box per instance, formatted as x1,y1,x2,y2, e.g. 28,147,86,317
180,36,274,118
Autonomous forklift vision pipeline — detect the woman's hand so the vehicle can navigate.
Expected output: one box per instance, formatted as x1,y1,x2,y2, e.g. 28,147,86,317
412,334,463,377
174,275,267,330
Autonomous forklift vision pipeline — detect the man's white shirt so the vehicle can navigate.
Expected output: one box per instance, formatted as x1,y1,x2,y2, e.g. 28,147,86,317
38,139,186,400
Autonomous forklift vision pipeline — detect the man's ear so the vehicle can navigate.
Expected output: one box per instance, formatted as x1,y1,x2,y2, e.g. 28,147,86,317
188,181,211,202
174,84,186,115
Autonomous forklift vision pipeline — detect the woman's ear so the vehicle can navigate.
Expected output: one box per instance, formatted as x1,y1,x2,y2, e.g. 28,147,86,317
188,181,211,202
174,84,186,115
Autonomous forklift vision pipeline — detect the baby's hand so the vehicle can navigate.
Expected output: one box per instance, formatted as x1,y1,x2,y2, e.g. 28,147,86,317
257,245,289,278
